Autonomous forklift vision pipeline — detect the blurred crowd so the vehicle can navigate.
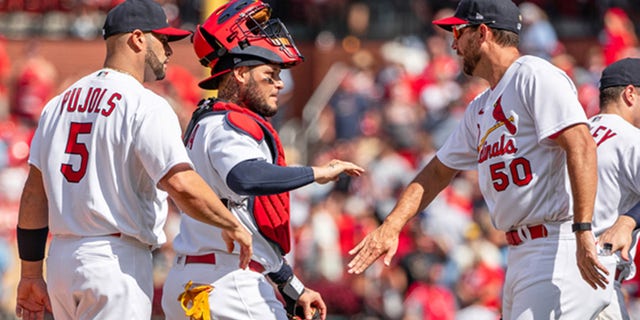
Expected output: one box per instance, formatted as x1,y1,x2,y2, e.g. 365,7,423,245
2,1,640,320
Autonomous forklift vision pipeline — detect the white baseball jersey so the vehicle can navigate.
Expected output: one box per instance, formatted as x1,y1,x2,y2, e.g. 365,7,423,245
437,55,587,231
590,114,640,318
590,114,640,234
172,113,283,272
29,69,192,247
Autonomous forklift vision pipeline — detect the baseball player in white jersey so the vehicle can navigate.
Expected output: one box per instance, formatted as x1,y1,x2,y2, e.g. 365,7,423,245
348,0,616,319
160,1,363,320
589,58,640,320
15,0,252,319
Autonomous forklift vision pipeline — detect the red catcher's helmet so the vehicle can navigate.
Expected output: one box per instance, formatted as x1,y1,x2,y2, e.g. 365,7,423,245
193,0,304,89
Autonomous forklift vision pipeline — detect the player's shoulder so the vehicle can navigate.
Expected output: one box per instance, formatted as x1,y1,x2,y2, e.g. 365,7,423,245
134,88,174,112
514,55,575,88
514,55,560,75
224,111,265,142
591,114,640,137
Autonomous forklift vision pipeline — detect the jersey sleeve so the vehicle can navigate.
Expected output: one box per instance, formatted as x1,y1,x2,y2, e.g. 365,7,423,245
518,62,587,142
206,119,267,181
436,98,482,171
133,99,193,184
28,97,59,170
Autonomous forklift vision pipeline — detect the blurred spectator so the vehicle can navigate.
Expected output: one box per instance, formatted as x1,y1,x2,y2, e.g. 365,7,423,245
327,49,379,141
400,250,456,320
0,236,11,307
419,35,462,132
0,36,10,117
309,190,345,282
600,7,638,65
69,4,106,40
382,75,422,158
550,52,601,118
365,138,414,220
10,40,57,125
454,261,503,320
519,2,560,61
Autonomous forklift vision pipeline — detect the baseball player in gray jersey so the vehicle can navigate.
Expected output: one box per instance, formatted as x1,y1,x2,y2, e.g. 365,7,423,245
589,58,640,320
160,1,364,319
15,0,252,319
347,0,616,319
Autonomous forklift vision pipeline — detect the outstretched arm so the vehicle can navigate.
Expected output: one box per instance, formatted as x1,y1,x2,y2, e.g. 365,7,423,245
226,159,364,195
347,156,458,274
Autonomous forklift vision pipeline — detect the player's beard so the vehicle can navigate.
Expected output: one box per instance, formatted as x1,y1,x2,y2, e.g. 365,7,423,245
144,47,166,81
243,75,277,117
462,40,481,76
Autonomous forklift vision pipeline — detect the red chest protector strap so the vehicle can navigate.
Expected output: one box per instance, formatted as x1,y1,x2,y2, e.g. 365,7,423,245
189,99,291,255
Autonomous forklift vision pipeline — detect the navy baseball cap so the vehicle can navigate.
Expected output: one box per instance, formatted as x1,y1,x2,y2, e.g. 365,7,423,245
433,0,522,34
599,58,640,90
103,0,191,41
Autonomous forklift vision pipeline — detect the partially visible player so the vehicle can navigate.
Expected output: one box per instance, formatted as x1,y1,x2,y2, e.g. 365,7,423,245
589,57,640,320
347,0,616,319
15,0,252,319
160,1,363,320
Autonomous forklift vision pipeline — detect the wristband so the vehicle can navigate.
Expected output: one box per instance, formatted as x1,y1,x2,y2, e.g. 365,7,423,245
267,262,294,285
17,226,49,261
280,275,305,301
571,222,592,232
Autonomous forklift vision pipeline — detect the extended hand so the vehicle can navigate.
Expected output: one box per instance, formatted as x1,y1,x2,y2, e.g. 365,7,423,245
313,160,365,184
598,215,635,261
347,222,400,274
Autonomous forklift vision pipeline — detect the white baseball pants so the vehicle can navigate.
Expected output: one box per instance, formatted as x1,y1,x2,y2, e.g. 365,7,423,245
502,222,616,320
46,234,153,319
162,251,287,320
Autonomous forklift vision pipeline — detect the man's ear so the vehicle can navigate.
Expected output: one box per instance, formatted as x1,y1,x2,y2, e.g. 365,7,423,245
623,85,636,106
127,29,146,53
232,66,250,85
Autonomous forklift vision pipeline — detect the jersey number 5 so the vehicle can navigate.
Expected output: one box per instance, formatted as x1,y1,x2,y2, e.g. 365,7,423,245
489,157,533,191
60,122,93,183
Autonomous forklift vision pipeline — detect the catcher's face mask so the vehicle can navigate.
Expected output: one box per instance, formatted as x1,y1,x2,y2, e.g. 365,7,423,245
192,0,303,70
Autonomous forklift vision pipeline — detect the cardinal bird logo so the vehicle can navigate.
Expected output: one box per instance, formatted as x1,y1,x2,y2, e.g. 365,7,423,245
492,97,517,135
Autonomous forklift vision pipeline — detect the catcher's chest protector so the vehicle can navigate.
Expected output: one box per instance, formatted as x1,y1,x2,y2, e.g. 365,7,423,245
184,99,292,254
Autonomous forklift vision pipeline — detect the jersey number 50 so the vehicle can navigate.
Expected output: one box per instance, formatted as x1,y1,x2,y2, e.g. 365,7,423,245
489,157,533,191
60,122,93,183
